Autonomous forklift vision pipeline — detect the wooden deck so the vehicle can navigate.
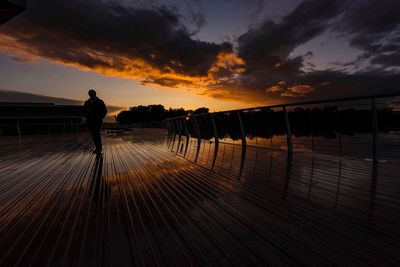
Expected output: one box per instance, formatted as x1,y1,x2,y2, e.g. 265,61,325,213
0,129,400,266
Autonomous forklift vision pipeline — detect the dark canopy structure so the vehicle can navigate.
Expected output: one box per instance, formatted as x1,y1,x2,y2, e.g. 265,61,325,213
0,102,85,135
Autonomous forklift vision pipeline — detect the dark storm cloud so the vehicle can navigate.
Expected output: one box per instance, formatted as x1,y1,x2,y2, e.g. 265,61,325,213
334,0,400,68
336,0,400,39
1,0,399,105
188,11,206,34
238,0,345,68
371,54,400,67
0,0,229,81
225,0,347,102
215,0,400,104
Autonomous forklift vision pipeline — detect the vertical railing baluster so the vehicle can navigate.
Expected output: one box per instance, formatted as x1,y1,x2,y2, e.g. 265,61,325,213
283,106,293,158
237,111,247,177
265,108,273,147
310,111,315,152
16,119,21,137
371,97,378,163
334,159,342,208
170,119,177,151
176,119,182,154
210,114,219,169
370,97,379,219
166,120,172,146
336,107,342,156
283,153,293,197
193,116,201,163
183,117,190,158
167,120,172,145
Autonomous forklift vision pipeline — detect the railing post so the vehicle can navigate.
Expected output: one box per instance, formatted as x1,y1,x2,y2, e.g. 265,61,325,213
337,107,342,155
265,109,273,147
237,111,247,177
371,97,378,163
165,120,171,145
370,97,378,219
166,120,171,145
283,106,293,158
334,159,342,208
170,119,177,150
309,112,315,152
175,119,182,154
193,116,202,163
210,114,219,169
283,154,293,197
165,120,170,144
183,117,190,158
369,159,378,219
16,119,21,137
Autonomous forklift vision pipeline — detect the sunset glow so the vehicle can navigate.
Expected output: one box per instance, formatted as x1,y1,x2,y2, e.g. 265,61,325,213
1,0,399,112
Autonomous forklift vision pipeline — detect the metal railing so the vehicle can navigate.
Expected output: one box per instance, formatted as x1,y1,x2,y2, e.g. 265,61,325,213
0,120,85,136
131,121,166,128
165,93,400,176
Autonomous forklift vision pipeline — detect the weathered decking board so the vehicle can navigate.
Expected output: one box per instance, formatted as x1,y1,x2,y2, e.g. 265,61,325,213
0,129,399,266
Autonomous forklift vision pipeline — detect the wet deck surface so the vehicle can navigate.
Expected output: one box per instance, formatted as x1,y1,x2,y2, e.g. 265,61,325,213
1,129,400,266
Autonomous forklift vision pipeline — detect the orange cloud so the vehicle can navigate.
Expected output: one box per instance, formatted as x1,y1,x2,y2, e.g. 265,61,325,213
0,33,248,99
281,84,315,97
266,85,284,93
265,81,315,98
1,0,399,110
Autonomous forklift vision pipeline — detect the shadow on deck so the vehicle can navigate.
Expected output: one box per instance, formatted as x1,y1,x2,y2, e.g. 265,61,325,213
0,129,399,266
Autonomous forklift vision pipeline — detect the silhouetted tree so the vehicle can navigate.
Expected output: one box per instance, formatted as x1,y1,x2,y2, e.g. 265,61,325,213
193,107,209,115
116,105,205,124
167,106,400,140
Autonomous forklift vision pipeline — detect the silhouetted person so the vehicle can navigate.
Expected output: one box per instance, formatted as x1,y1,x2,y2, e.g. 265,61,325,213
84,89,107,154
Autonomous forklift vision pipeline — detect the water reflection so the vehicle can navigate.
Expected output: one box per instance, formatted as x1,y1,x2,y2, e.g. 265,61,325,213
170,106,400,142
283,153,293,197
176,137,386,221
369,162,378,219
166,99,400,224
167,101,400,162
89,155,111,204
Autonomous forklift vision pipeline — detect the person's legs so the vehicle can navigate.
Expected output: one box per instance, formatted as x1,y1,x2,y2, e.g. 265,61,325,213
88,123,102,152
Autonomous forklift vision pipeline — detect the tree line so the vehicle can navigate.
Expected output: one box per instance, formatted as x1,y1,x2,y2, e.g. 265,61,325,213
116,104,209,124
168,106,400,140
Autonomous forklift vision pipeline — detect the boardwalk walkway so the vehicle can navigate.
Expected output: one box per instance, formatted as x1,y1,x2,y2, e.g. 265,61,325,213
0,129,399,266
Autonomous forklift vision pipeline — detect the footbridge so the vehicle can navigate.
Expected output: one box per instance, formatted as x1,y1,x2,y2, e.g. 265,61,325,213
1,94,400,266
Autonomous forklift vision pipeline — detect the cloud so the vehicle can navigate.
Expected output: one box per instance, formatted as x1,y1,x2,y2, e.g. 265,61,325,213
1,0,400,106
333,0,400,68
266,85,284,93
371,53,400,67
0,0,239,91
238,0,345,68
212,0,349,103
281,85,314,97
213,0,400,103
266,82,314,98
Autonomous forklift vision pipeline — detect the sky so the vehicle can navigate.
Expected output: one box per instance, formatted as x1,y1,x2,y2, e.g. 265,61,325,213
0,0,399,112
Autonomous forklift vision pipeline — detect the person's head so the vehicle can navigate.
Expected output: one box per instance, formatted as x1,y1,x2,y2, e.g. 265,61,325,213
88,89,96,99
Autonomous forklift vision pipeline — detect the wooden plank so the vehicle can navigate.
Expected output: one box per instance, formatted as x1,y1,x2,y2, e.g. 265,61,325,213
0,129,399,266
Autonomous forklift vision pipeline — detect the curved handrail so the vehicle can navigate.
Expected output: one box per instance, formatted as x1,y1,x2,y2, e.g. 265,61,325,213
165,92,399,121
166,93,400,177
